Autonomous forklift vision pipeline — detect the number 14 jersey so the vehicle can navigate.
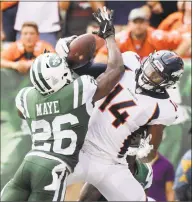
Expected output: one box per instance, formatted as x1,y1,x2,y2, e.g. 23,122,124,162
85,51,178,161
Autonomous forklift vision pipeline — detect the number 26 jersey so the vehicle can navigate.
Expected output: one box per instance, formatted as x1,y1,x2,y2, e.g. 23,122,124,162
15,75,97,170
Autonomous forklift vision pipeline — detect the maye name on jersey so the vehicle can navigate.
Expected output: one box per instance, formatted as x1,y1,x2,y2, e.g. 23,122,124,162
36,101,60,116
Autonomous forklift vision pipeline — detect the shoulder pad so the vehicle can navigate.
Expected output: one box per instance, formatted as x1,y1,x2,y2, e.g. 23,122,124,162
122,51,141,72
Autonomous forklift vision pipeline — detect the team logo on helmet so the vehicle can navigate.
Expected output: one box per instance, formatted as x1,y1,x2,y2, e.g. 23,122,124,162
49,55,62,67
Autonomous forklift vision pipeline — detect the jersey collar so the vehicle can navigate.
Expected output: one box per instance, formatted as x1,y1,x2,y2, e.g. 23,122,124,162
135,85,169,99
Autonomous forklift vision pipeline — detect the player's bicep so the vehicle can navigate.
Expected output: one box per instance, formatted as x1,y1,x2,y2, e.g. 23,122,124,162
149,124,164,149
148,124,164,156
93,66,123,102
139,124,165,163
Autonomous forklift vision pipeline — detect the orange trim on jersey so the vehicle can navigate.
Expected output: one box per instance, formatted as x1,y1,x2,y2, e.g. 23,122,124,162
145,103,159,125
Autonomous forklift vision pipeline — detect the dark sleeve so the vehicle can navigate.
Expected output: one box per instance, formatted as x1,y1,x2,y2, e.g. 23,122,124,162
74,62,107,78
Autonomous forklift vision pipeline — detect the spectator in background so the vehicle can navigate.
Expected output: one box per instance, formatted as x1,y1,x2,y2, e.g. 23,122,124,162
1,22,54,74
94,7,183,63
174,149,192,201
1,1,18,42
147,152,175,202
158,1,191,33
158,1,191,58
59,1,104,37
105,1,146,32
14,2,61,47
146,1,178,28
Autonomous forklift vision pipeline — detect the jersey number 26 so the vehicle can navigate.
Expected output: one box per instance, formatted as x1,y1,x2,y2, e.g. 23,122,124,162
31,114,78,155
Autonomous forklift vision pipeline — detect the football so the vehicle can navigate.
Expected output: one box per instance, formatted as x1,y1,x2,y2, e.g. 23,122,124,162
67,34,96,69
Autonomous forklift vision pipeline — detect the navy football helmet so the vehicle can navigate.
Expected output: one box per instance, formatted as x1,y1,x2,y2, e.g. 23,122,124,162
135,50,184,92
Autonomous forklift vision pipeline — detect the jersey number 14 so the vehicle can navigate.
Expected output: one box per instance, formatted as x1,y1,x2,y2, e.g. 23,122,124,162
99,84,137,128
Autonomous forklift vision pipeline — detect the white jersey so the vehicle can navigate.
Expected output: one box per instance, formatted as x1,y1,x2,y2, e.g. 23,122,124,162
84,51,178,162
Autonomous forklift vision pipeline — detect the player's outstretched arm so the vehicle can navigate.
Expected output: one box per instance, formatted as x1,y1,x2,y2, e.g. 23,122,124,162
92,7,125,102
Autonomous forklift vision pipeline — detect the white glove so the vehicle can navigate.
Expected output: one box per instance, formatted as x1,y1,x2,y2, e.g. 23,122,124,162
136,134,154,159
55,35,77,58
127,147,138,156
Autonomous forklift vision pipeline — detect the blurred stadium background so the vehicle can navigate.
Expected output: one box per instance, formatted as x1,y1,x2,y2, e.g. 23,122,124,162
1,1,192,201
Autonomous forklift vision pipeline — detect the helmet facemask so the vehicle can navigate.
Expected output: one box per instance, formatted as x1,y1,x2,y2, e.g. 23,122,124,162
137,54,172,92
136,50,184,93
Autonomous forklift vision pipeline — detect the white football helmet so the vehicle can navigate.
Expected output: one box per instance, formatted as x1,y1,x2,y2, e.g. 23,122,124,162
30,53,73,95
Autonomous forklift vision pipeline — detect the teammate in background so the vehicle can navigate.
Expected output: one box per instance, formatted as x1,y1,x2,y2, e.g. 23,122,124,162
1,7,125,201
66,50,184,201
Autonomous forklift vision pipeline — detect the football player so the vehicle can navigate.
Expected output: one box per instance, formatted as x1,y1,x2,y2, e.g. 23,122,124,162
78,129,153,201
0,7,125,201
66,50,184,201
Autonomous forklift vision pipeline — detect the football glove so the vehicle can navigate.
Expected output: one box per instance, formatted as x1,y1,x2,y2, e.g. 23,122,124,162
136,134,154,159
92,6,115,39
55,35,77,58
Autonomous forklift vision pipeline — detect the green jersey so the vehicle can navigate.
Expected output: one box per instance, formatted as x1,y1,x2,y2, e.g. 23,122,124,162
15,75,97,170
134,160,153,190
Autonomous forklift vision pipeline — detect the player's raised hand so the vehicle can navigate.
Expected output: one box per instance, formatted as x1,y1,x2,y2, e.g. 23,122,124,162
92,6,115,39
55,35,77,58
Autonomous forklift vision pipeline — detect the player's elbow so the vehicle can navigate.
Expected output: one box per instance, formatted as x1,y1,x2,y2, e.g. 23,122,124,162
119,64,125,76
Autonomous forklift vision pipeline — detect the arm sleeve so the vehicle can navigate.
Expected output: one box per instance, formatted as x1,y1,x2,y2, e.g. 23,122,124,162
80,75,98,104
15,88,26,118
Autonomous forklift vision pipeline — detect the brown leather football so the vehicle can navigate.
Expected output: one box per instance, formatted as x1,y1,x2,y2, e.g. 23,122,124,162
67,33,96,69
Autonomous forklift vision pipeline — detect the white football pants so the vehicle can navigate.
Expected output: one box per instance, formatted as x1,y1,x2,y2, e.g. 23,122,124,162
67,150,146,201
